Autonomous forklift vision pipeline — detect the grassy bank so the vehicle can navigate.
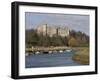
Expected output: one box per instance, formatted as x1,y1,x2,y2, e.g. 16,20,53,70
72,47,89,65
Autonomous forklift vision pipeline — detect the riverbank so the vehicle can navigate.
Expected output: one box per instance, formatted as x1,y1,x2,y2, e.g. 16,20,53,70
26,46,71,54
72,47,89,65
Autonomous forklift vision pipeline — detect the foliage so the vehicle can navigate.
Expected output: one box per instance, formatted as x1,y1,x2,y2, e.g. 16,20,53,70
72,47,89,65
26,29,89,47
68,30,89,47
68,37,78,46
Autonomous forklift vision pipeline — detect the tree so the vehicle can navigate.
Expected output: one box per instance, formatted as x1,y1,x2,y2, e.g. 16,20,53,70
25,29,89,47
68,37,78,47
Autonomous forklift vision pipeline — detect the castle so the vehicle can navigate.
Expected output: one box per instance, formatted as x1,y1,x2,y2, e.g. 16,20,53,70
36,24,69,37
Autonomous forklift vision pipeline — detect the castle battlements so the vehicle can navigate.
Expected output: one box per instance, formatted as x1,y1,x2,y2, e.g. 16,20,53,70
36,24,69,37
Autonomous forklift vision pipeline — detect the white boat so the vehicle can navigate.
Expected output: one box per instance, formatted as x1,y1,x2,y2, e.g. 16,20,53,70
59,50,63,53
66,49,72,52
49,51,52,54
35,51,40,54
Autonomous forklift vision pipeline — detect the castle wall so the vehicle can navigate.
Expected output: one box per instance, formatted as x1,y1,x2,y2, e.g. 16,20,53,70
36,24,69,37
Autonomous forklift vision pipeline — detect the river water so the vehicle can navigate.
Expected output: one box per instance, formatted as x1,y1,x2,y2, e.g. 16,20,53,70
25,51,81,68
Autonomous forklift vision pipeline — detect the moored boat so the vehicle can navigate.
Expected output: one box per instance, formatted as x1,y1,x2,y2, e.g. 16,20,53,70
35,51,40,54
66,49,72,52
59,50,63,53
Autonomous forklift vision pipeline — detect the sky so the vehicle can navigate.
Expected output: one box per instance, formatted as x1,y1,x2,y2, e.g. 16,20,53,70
25,12,89,35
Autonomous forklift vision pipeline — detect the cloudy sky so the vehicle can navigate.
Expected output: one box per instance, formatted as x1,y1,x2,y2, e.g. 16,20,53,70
25,12,89,35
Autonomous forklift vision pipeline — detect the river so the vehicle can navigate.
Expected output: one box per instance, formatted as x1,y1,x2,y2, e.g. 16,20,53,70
25,51,81,68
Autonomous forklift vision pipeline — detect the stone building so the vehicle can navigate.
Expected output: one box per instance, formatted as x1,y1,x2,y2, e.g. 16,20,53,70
36,24,69,37
36,24,47,36
47,26,57,37
57,27,69,37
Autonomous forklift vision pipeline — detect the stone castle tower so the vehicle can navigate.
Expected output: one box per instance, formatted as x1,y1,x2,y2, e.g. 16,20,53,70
36,24,69,37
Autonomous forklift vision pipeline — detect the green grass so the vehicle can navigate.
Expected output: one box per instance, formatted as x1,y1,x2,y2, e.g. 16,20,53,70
72,47,89,65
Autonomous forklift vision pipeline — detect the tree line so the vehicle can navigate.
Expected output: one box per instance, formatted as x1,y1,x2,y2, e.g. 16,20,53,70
26,29,89,47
